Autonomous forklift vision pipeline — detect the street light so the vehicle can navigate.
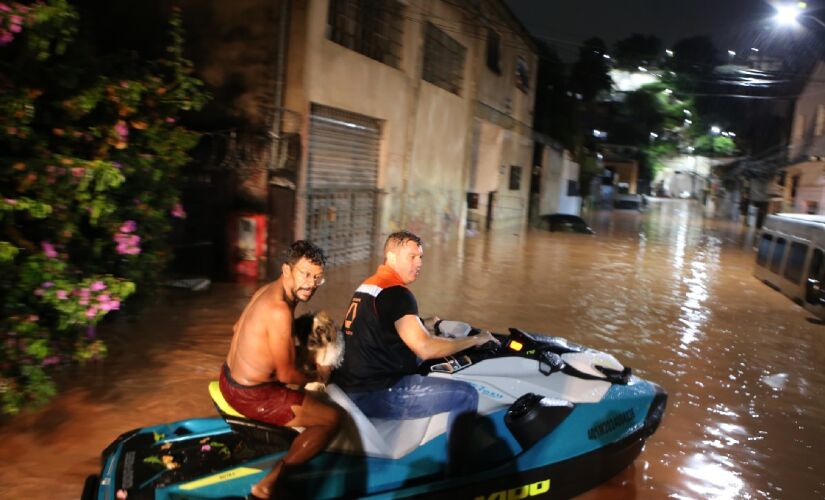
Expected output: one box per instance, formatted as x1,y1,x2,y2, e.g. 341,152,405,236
775,4,801,25
773,2,825,29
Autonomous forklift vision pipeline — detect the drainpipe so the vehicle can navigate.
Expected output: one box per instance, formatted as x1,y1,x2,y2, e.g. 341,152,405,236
266,0,291,279
399,3,428,229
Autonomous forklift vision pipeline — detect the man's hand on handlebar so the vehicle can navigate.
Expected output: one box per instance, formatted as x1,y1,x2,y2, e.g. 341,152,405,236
473,330,500,347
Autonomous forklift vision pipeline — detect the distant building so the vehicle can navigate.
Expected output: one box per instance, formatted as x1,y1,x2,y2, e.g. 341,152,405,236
601,144,639,195
779,61,825,216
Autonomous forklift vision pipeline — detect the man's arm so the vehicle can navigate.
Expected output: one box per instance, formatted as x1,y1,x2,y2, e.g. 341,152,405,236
396,315,498,360
267,304,307,385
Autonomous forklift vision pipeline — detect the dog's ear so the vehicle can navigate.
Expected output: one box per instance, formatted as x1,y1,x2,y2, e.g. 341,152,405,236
294,313,314,342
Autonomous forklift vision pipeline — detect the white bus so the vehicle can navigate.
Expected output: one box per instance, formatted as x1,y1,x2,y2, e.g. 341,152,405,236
754,213,825,318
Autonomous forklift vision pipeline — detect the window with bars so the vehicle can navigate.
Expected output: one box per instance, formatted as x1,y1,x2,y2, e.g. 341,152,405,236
422,22,466,95
509,165,522,190
327,0,403,69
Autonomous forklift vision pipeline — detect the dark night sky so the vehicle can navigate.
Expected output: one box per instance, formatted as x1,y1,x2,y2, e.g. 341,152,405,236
506,0,825,61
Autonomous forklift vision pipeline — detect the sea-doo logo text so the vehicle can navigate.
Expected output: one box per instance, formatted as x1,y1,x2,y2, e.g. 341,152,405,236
473,479,550,500
587,409,635,440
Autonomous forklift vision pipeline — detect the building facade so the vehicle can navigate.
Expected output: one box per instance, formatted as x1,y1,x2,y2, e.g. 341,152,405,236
780,61,825,216
184,0,538,268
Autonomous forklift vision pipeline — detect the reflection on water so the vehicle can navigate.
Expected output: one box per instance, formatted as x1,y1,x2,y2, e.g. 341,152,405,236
1,199,824,499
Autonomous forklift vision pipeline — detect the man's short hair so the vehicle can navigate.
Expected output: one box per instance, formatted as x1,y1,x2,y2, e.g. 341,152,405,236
284,240,327,267
384,230,423,254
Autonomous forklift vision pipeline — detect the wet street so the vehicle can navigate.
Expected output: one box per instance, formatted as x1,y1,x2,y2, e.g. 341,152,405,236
1,198,824,499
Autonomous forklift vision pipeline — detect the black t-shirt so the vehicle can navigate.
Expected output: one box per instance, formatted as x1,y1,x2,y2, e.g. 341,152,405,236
332,274,419,392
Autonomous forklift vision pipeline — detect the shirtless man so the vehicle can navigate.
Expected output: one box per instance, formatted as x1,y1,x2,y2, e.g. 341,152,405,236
221,240,341,499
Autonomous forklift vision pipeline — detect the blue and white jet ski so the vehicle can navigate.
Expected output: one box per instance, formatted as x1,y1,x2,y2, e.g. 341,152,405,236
83,323,667,499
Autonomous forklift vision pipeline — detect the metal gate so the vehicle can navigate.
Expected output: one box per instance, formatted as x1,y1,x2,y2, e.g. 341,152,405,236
306,104,380,265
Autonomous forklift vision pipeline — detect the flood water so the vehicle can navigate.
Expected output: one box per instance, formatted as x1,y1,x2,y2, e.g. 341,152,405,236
1,199,824,499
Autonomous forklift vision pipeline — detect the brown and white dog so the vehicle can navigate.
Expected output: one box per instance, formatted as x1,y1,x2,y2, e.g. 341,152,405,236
293,311,344,391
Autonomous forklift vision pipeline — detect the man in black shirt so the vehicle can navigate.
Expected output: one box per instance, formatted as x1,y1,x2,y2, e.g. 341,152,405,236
332,231,497,444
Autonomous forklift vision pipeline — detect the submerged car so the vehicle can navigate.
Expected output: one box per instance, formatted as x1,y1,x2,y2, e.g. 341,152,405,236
613,194,644,211
84,322,666,499
541,214,594,234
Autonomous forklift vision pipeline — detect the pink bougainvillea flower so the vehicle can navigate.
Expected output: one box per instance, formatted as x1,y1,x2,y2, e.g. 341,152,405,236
108,299,121,310
41,281,54,288
85,307,98,318
27,315,38,322
42,356,60,366
34,288,44,297
71,167,85,178
0,4,12,13
200,444,211,452
171,203,186,219
56,290,68,300
97,294,110,303
78,299,88,306
41,241,58,258
114,120,129,140
165,117,176,124
90,280,107,292
4,198,16,205
119,220,137,233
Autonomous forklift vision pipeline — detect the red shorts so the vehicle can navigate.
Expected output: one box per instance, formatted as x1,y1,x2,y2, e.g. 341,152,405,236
219,364,305,426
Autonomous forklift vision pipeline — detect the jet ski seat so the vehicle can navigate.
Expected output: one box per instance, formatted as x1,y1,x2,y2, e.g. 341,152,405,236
208,381,299,447
324,383,450,460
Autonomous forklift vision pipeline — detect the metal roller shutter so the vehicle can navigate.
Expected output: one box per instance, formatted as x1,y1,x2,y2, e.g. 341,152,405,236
306,104,381,265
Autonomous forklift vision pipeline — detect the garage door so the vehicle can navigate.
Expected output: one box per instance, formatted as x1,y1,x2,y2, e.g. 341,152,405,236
306,104,381,265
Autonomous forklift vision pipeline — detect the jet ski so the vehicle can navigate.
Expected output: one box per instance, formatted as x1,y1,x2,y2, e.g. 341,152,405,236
82,322,667,499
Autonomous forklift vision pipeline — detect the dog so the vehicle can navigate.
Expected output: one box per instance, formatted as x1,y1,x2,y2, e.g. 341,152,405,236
293,311,344,391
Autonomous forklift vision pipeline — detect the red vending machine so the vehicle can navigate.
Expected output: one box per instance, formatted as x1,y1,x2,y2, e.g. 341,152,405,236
229,213,267,281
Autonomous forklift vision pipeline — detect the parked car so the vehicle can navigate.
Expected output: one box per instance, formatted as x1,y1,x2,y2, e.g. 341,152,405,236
541,214,594,234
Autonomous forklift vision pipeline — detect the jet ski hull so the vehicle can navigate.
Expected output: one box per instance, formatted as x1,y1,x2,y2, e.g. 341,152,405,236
84,328,667,499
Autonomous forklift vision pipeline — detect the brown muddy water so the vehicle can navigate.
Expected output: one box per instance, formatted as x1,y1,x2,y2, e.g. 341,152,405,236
1,199,824,499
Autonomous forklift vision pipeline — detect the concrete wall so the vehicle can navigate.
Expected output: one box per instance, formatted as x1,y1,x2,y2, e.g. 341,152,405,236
539,146,580,216
465,0,537,231
789,61,825,160
783,161,825,214
780,62,825,215
285,0,477,246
